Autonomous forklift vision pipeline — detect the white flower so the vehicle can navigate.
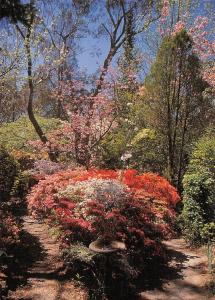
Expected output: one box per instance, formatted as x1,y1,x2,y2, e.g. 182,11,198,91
121,153,132,161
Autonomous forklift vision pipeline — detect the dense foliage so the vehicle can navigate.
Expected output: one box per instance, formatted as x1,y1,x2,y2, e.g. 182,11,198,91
142,30,210,188
28,169,180,250
0,147,30,204
0,211,20,253
0,0,29,24
0,150,22,295
26,168,180,297
0,148,20,202
0,116,61,155
182,129,215,245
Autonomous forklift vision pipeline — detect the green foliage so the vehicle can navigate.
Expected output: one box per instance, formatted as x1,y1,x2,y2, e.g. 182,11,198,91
11,171,30,199
131,128,156,145
0,147,30,204
101,124,166,173
100,89,165,172
0,0,30,25
0,116,61,153
63,243,138,300
100,130,127,169
181,128,215,245
130,129,166,173
0,148,20,202
142,29,209,187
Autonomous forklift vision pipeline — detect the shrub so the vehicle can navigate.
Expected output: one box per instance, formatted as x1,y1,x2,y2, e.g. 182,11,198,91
11,171,30,200
63,244,138,299
28,169,180,250
0,210,20,252
12,150,36,170
27,168,180,299
0,116,61,155
0,148,20,202
181,128,215,245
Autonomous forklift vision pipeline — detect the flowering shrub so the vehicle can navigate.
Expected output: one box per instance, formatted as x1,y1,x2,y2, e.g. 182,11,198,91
28,169,180,254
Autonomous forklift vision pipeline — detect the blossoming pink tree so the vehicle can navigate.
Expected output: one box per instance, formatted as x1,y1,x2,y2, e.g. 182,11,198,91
159,0,215,87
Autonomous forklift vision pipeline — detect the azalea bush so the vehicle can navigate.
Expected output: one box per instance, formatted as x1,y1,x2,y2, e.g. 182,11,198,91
0,148,30,211
28,169,180,250
27,169,180,298
0,208,21,279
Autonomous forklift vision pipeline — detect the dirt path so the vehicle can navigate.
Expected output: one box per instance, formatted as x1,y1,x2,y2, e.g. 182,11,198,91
139,238,214,300
7,216,87,300
6,218,214,300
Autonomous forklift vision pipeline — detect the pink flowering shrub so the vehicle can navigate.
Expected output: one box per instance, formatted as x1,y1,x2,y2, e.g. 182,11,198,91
27,169,180,256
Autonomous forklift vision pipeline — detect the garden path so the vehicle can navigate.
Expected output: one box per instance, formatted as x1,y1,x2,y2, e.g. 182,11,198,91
7,216,88,300
140,238,214,300
6,216,214,300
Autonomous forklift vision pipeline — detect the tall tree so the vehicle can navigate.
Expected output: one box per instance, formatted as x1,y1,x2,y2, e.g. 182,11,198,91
72,0,160,166
14,0,58,161
143,29,210,188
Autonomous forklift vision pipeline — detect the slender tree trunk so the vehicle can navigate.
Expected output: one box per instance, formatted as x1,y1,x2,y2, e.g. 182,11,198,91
21,3,58,162
177,110,188,190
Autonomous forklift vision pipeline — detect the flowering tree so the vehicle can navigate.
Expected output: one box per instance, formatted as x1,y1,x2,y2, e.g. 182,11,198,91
3,0,161,166
159,0,215,80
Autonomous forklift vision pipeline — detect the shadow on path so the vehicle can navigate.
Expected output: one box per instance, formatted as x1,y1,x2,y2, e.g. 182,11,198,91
6,216,87,300
137,239,212,300
6,229,46,291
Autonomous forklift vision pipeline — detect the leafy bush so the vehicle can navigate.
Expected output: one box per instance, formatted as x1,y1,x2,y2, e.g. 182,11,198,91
11,171,30,200
0,116,61,154
0,148,20,202
0,211,20,252
181,129,215,245
100,126,166,174
63,244,138,300
28,169,180,249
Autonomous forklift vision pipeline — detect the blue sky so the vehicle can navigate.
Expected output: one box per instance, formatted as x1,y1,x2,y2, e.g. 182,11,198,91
1,0,214,78
76,0,215,77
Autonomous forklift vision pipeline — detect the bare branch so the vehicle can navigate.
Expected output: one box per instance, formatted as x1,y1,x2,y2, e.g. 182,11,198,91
101,23,113,40
0,61,17,78
90,115,118,150
15,24,25,39
106,4,116,27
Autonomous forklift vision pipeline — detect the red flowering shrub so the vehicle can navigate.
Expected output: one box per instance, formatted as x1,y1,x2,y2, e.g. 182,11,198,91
27,169,180,255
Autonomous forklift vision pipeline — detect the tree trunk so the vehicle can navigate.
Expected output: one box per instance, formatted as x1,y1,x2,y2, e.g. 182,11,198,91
24,18,58,162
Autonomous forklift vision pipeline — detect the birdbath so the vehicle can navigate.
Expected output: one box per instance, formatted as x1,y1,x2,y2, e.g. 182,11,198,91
89,239,126,253
89,239,126,297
